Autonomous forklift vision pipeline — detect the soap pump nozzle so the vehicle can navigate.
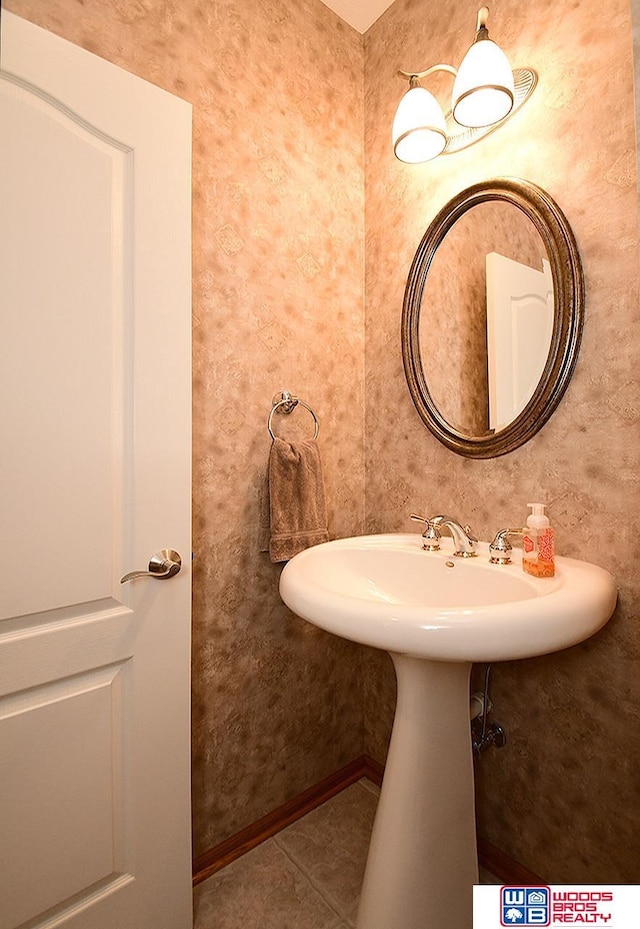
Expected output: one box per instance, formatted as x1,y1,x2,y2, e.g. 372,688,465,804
526,503,549,528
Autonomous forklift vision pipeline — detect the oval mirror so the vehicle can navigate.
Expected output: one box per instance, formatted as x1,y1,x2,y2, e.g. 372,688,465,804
402,178,584,458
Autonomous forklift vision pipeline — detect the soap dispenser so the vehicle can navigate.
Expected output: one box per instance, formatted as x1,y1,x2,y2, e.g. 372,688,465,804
522,503,555,578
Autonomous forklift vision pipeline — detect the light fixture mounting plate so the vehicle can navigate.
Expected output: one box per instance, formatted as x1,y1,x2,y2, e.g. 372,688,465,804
443,68,537,155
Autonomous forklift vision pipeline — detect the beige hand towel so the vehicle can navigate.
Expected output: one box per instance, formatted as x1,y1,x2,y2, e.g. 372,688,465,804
268,437,329,563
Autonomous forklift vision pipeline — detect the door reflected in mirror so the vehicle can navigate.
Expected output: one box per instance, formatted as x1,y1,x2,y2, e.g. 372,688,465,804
419,202,553,436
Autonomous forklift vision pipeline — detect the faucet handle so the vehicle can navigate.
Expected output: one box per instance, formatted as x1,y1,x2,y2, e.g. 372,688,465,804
410,514,441,551
489,527,525,564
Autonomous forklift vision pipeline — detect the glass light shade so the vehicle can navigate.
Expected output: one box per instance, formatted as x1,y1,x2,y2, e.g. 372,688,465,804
451,39,515,128
392,85,447,164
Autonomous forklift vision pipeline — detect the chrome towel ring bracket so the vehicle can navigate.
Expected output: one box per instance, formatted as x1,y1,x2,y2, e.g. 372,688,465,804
268,390,319,441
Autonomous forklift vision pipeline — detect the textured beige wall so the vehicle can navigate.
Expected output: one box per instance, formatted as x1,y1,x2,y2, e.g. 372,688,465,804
6,0,366,856
364,0,640,882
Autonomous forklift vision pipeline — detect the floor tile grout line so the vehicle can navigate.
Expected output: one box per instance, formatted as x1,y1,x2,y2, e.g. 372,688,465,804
273,832,357,928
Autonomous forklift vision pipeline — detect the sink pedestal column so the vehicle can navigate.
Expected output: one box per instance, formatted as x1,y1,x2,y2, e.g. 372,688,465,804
356,655,477,929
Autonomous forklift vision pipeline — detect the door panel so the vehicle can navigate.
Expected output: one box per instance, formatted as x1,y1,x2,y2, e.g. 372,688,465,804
1,77,125,619
1,663,129,927
0,12,192,929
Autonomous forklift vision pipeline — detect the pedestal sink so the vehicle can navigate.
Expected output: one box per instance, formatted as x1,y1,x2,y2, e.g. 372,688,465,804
279,533,617,929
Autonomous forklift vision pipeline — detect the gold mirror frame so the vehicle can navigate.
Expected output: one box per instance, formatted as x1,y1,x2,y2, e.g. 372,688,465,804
401,178,584,458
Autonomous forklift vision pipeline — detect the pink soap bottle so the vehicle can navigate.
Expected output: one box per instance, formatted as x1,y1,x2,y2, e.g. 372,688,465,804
522,503,555,578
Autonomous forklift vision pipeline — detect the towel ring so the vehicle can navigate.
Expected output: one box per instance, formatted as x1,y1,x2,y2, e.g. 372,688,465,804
268,390,319,441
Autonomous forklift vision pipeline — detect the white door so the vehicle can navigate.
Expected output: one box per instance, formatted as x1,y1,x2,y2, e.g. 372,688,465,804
0,12,192,929
486,251,554,430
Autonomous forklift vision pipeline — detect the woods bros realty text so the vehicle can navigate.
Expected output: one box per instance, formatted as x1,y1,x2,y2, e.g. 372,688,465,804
551,890,613,923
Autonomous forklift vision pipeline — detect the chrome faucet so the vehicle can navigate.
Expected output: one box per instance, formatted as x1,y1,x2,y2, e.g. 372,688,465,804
410,513,478,557
432,515,478,557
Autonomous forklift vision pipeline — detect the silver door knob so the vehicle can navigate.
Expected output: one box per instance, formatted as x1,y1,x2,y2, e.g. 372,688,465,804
120,549,182,584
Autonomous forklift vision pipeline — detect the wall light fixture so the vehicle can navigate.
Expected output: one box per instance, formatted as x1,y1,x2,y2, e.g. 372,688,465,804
392,7,536,164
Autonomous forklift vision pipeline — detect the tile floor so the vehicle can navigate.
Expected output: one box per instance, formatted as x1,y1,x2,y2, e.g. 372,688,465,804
193,779,499,928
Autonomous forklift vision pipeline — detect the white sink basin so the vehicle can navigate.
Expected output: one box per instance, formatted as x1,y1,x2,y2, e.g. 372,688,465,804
279,532,617,929
280,533,617,662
